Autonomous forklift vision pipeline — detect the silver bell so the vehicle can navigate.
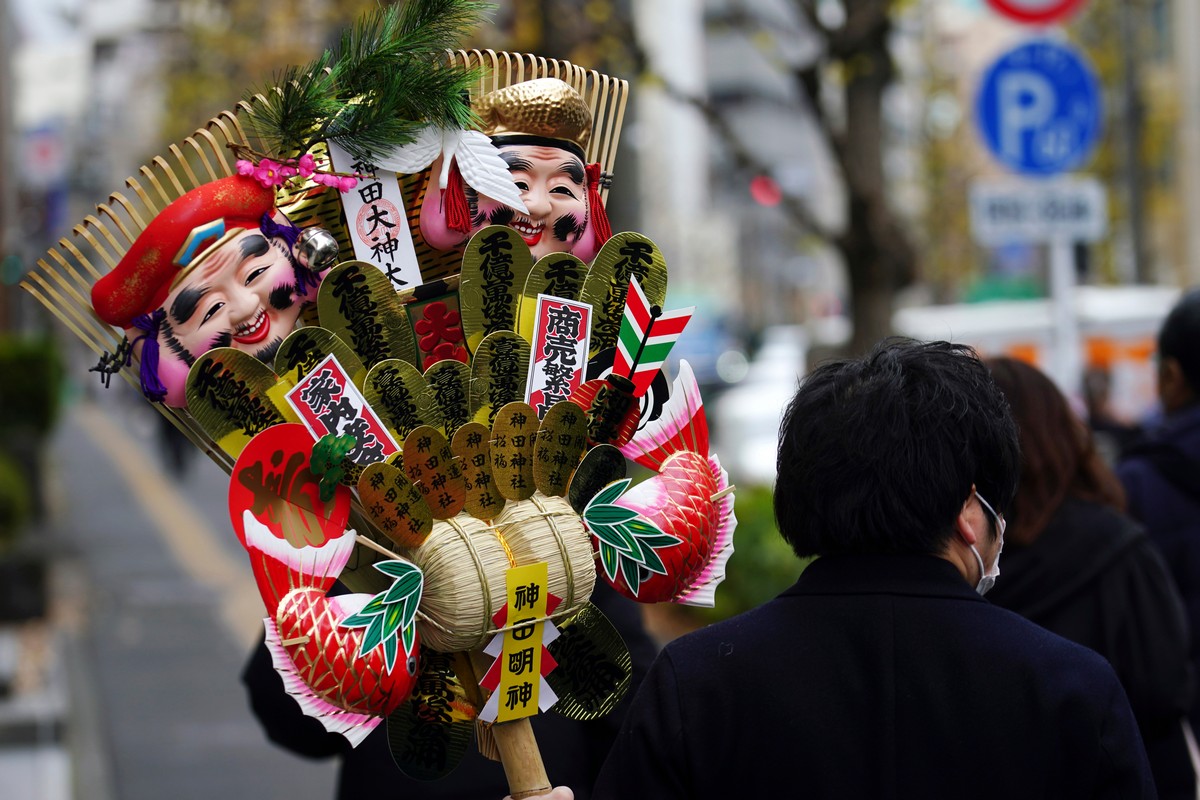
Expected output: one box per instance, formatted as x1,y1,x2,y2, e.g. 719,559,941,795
293,227,340,272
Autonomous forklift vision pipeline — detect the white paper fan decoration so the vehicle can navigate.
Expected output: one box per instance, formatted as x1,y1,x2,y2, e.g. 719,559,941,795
373,126,529,214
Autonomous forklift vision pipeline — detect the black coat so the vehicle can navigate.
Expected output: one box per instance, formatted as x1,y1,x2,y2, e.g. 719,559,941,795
988,498,1194,799
242,581,658,799
1119,404,1200,736
594,554,1155,800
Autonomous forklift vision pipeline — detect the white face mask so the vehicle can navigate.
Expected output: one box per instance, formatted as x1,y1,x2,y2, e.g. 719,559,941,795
970,543,1001,595
971,490,1005,596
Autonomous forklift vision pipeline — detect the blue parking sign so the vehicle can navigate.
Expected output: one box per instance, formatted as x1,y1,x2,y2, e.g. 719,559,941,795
975,40,1102,176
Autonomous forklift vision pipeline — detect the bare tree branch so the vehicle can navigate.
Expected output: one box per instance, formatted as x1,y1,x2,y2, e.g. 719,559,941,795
619,0,914,352
620,16,836,242
794,62,850,189
661,77,837,241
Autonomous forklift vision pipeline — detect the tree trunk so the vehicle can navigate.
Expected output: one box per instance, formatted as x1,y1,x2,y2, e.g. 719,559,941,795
837,0,916,356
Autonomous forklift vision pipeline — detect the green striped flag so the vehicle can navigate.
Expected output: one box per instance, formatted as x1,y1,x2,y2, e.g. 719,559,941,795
614,278,693,397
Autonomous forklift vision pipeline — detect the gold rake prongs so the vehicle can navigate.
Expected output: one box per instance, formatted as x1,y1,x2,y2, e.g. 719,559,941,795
136,166,171,208
79,216,125,262
167,143,202,190
40,253,109,334
206,117,247,162
193,127,234,176
106,191,148,232
151,155,187,196
95,204,137,246
47,240,102,295
214,107,252,146
124,176,161,218
591,76,615,167
26,266,115,348
501,50,519,85
182,135,220,183
158,405,234,475
597,83,629,189
484,49,501,93
56,235,107,282
20,278,111,360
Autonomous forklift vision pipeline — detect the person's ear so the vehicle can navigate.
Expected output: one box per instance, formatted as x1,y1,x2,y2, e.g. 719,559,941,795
954,493,979,547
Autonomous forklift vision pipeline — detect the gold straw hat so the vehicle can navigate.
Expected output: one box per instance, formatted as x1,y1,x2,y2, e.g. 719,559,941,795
473,77,593,156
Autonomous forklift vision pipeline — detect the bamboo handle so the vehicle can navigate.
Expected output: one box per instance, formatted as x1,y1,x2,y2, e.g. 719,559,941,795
491,717,551,799
452,651,552,799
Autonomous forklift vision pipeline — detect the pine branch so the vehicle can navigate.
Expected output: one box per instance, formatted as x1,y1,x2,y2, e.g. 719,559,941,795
245,0,489,164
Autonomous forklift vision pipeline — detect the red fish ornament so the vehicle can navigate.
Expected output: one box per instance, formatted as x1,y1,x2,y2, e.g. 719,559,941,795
584,361,736,605
229,424,422,744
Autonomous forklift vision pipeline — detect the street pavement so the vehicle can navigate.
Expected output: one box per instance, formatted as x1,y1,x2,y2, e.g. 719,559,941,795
3,385,340,800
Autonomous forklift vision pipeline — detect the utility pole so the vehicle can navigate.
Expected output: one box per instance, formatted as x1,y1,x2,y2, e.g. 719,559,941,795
1118,0,1149,283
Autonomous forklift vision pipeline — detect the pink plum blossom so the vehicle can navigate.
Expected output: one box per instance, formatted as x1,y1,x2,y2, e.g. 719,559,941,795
252,158,284,188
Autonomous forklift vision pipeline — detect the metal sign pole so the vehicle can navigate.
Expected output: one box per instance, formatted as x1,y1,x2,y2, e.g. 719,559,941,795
1048,236,1082,400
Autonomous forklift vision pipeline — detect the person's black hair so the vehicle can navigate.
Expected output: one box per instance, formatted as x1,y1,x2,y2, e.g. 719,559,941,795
774,338,1020,558
1159,287,1200,394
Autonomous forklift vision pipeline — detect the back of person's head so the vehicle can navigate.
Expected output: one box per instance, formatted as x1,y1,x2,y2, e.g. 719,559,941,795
986,357,1125,546
774,338,1019,559
1159,288,1200,407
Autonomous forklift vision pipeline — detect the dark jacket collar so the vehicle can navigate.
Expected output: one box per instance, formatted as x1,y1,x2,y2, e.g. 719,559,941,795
1156,403,1200,441
783,553,986,603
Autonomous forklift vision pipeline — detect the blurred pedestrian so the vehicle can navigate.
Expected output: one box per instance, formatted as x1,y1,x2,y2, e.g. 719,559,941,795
1084,365,1143,465
1120,288,1200,742
986,356,1195,799
590,339,1154,799
156,412,192,477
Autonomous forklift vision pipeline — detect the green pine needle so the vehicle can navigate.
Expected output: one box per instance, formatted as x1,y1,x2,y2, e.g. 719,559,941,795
246,0,489,164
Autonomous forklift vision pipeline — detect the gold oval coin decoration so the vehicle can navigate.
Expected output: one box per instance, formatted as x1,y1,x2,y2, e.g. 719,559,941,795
185,348,293,459
546,602,633,721
386,650,476,780
450,422,507,521
423,359,472,439
533,401,589,498
274,326,367,389
580,232,668,359
458,226,534,353
469,330,531,429
567,443,628,514
318,261,419,369
518,253,589,341
402,425,467,519
364,359,440,442
489,401,539,501
357,461,434,548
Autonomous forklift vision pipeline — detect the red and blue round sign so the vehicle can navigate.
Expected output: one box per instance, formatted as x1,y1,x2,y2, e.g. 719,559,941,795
985,0,1088,24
